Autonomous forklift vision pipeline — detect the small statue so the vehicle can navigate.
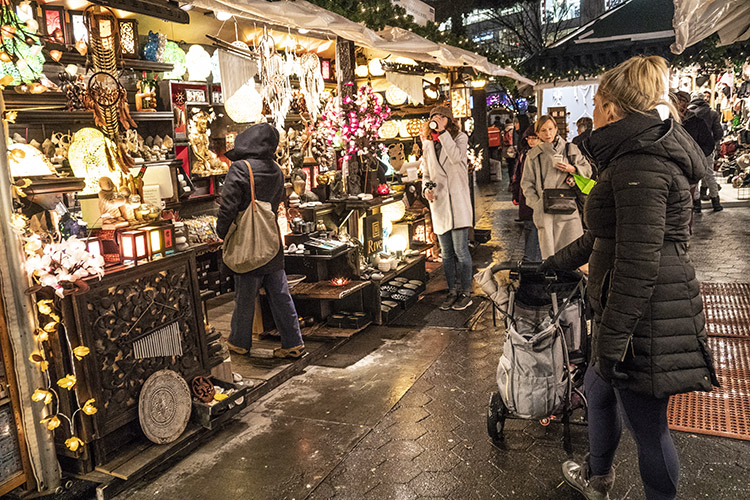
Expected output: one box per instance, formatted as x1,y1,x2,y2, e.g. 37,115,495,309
290,167,319,203
329,171,344,200
98,177,129,228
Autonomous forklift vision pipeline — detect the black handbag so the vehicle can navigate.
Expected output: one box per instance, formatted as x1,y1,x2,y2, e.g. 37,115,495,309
543,188,577,214
539,151,577,215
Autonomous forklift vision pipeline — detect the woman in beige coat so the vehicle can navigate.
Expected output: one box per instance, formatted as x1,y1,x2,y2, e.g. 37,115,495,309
420,105,473,311
521,115,592,259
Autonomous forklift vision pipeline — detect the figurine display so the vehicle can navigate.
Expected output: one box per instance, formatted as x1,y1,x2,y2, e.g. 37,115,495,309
188,109,228,176
290,163,319,203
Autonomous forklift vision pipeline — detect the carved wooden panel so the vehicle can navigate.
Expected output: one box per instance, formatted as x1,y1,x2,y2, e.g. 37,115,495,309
67,253,208,443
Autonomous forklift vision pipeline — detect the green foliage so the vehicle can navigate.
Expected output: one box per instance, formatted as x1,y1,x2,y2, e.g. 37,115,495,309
305,0,493,60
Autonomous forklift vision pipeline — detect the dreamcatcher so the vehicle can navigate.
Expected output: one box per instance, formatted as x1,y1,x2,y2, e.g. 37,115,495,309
298,53,325,120
257,31,291,128
84,6,136,171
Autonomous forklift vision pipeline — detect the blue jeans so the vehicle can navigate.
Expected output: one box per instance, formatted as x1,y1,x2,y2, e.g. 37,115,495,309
586,366,679,500
438,228,472,294
229,269,303,350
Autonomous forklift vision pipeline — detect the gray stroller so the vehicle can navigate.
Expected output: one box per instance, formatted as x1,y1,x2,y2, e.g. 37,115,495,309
476,261,589,452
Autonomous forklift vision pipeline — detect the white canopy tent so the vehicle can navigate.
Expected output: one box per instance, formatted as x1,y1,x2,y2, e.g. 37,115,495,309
672,0,750,53
190,0,534,85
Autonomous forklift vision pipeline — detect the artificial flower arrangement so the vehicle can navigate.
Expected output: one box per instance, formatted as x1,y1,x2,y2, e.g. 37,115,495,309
12,212,104,452
25,235,105,297
319,84,391,163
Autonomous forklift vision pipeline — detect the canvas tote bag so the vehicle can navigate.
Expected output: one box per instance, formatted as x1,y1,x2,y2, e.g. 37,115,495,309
222,160,280,273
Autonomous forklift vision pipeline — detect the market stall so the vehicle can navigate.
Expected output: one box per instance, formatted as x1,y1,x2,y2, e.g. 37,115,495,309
0,0,533,496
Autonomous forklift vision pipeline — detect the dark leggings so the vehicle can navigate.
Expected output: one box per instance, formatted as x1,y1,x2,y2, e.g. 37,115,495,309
585,366,679,500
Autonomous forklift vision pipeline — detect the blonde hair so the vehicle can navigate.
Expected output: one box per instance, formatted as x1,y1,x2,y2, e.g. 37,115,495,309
534,115,557,134
597,56,678,122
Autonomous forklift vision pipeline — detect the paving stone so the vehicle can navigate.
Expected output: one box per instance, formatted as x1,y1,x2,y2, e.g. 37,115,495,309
373,459,424,484
410,448,462,472
408,471,458,497
387,421,428,440
377,440,424,461
363,482,417,500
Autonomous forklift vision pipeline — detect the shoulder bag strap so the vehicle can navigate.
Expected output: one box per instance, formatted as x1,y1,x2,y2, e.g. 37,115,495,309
242,160,257,212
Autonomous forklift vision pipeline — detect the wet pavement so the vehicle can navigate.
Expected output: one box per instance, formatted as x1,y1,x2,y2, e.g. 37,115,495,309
118,182,750,500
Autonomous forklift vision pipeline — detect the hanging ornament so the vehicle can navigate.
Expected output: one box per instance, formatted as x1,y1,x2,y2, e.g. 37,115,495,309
257,31,291,128
298,53,325,120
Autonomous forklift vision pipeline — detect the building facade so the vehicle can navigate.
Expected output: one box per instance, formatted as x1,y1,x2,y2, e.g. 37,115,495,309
391,0,436,26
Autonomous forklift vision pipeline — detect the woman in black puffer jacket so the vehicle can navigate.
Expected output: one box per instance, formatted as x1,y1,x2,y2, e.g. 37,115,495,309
541,56,719,500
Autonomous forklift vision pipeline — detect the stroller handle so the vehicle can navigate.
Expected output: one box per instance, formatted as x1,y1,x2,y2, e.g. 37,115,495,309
490,260,543,274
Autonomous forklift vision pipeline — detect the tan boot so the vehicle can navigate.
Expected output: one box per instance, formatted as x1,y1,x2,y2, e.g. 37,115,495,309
273,344,305,359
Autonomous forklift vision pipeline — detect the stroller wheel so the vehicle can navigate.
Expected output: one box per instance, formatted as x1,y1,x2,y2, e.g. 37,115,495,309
487,392,506,446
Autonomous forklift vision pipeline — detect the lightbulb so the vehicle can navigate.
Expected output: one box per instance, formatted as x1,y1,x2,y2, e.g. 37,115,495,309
298,28,310,34
216,12,232,21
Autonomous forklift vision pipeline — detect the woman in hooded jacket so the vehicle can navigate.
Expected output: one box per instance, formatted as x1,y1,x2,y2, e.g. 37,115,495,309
521,115,592,259
541,56,718,500
217,123,305,360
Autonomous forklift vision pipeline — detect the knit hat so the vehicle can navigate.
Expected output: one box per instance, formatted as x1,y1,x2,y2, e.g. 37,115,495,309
430,105,453,120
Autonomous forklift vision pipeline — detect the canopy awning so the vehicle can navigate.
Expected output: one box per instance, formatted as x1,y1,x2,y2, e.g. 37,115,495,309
189,0,534,85
671,0,750,54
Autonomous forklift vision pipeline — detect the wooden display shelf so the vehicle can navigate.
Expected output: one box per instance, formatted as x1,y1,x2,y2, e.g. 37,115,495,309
130,111,175,121
277,279,371,300
328,192,404,210
262,321,372,341
6,109,174,123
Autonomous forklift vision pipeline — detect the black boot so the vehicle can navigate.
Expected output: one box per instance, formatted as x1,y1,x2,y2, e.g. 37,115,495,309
700,186,709,200
693,199,702,213
711,197,723,212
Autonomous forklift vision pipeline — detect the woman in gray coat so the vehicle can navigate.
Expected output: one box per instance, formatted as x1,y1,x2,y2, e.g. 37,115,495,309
521,116,592,259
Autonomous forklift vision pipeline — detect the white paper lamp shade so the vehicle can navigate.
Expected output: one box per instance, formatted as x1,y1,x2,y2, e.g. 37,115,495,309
385,86,408,106
186,45,212,81
68,128,116,194
225,80,263,124
7,143,56,177
379,120,398,139
368,58,385,77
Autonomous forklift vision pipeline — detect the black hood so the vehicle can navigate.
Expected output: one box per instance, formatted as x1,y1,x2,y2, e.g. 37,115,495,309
225,123,279,161
581,110,707,184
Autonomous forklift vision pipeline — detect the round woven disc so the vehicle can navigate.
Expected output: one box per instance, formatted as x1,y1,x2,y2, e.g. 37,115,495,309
139,369,192,444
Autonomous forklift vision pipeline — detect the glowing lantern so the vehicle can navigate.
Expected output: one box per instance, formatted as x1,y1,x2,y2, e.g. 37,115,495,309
85,238,103,258
368,58,385,77
141,226,163,257
450,83,471,119
118,229,148,263
385,86,408,106
186,45,211,81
